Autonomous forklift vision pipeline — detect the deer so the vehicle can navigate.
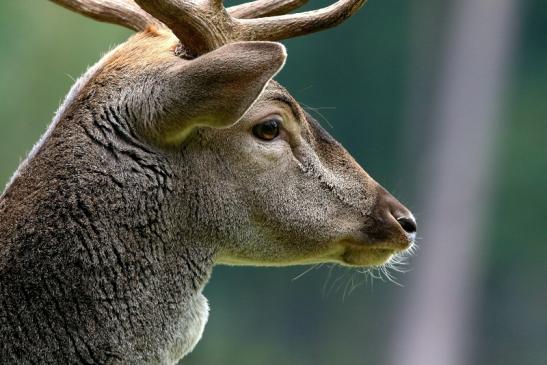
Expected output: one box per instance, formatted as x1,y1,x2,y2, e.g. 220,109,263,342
0,0,417,363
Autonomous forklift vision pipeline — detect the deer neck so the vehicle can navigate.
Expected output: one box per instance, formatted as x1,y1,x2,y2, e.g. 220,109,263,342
0,101,216,363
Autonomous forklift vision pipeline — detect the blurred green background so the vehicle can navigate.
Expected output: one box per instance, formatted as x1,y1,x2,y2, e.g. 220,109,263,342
0,1,545,364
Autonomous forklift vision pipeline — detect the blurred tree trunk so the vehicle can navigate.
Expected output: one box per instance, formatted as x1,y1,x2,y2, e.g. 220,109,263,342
391,1,520,365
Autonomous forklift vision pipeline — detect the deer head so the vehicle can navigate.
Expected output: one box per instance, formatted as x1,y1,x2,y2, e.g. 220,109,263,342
0,0,417,363
44,0,416,267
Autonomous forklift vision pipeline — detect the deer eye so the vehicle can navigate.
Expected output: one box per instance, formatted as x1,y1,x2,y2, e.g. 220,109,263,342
252,119,281,141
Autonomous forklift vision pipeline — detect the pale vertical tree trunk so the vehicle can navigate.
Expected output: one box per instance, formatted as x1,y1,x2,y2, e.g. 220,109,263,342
390,1,520,365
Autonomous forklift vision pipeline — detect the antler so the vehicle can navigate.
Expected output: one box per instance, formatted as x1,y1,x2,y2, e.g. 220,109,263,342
50,0,310,31
51,0,367,55
135,0,366,54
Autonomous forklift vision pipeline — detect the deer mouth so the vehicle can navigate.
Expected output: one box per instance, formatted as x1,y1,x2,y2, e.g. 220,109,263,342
337,238,414,267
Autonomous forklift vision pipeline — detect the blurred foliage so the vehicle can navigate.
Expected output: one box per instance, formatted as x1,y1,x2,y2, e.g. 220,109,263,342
0,1,545,365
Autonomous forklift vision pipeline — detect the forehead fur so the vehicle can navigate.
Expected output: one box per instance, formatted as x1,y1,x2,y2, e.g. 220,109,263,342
102,27,179,73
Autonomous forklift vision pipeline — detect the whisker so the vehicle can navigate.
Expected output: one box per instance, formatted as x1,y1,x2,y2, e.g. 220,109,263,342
321,265,335,299
300,102,335,129
291,264,320,281
297,85,313,94
327,270,348,298
348,273,362,296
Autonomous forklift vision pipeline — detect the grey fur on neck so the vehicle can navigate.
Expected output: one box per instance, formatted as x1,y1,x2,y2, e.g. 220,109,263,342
0,98,215,363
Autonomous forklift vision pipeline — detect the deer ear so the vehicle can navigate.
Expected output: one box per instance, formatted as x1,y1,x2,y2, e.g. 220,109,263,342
148,41,287,145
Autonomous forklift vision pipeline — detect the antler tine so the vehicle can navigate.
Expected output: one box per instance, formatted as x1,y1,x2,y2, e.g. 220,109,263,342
228,0,309,19
237,0,367,42
50,0,161,32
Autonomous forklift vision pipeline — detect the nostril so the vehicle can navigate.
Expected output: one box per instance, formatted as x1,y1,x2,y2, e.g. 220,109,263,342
396,216,417,234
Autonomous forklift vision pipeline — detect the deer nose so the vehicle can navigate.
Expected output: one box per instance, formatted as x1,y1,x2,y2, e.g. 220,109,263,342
396,216,417,234
374,186,417,239
387,199,417,237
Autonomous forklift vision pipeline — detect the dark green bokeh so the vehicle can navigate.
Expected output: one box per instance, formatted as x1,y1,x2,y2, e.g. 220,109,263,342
0,1,545,364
